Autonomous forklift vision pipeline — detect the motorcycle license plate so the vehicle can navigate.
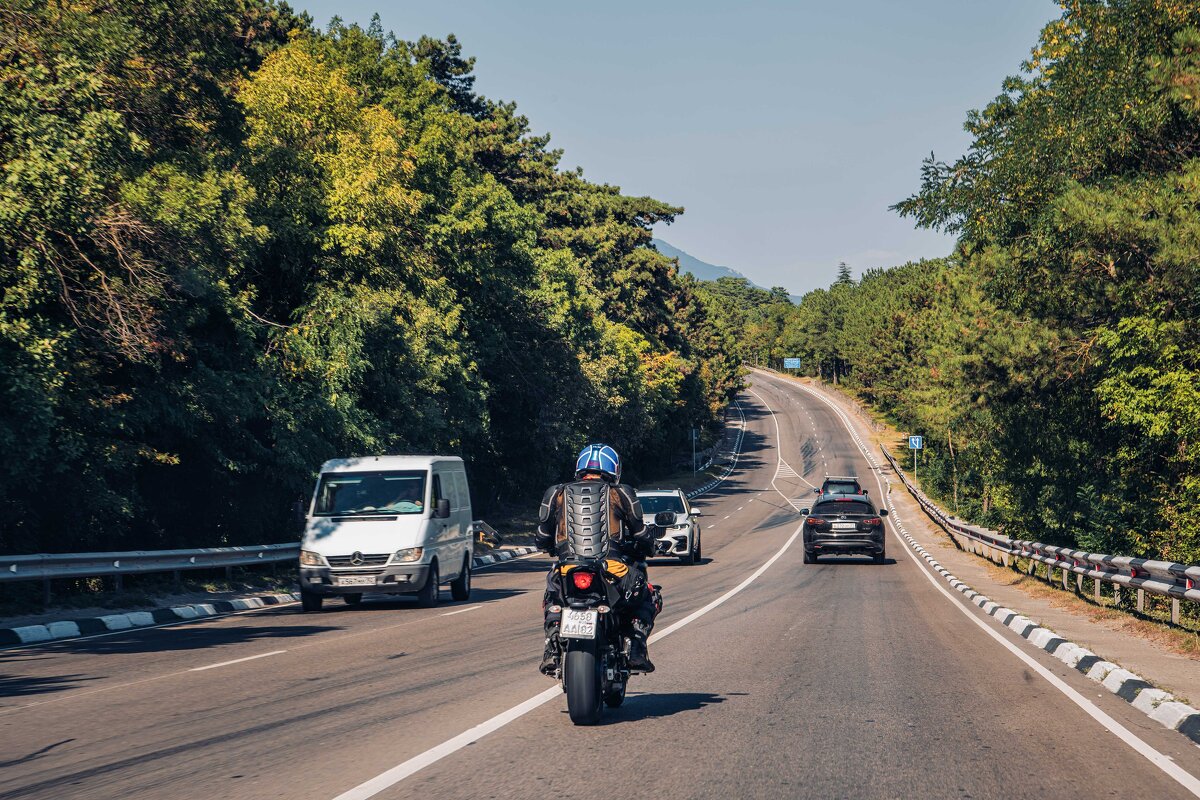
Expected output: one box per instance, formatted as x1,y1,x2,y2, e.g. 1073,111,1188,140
831,522,857,531
336,575,376,586
561,609,598,639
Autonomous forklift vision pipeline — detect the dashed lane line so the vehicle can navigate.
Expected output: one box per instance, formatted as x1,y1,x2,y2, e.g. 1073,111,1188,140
189,650,285,672
439,605,482,617
329,389,801,800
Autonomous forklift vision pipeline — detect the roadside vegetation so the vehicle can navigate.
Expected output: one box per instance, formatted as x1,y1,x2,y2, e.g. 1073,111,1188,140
0,2,741,556
706,1,1200,565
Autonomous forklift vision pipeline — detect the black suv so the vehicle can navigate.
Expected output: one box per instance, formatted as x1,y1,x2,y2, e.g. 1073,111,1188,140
801,493,888,564
815,475,866,496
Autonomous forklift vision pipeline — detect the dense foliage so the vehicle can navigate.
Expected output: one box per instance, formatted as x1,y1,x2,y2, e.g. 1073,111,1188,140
718,0,1200,563
0,1,739,553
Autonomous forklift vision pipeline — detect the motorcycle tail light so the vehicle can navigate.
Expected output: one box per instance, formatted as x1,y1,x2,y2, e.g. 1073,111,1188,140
572,571,595,590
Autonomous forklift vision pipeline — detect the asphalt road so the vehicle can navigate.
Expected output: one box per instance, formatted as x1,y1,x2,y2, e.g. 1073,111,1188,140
1,373,1198,799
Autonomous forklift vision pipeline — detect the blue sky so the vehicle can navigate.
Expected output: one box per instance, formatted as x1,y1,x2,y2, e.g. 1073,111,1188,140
295,0,1056,295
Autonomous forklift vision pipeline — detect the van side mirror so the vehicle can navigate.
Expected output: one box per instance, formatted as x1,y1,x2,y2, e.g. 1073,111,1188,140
436,498,451,518
654,511,677,526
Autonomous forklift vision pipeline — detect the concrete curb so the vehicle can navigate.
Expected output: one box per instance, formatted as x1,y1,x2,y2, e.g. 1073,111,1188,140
686,399,747,500
0,592,301,646
0,545,544,647
773,373,1200,750
890,479,1200,748
471,546,539,567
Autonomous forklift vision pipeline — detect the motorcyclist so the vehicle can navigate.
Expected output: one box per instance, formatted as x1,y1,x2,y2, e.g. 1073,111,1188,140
536,444,661,676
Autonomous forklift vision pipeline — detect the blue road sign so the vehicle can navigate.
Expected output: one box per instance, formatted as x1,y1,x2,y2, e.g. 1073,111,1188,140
908,436,924,450
783,357,802,369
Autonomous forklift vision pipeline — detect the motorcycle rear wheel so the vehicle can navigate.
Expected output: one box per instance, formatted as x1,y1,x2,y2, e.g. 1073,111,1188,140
565,638,603,725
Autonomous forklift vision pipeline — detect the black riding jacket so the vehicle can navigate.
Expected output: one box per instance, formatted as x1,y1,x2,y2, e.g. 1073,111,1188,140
535,480,656,560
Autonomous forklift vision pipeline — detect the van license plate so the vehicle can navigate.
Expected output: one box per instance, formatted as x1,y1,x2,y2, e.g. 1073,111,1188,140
561,609,598,639
337,575,376,586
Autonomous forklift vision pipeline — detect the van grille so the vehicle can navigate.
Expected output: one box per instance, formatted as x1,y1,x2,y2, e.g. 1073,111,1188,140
327,553,391,567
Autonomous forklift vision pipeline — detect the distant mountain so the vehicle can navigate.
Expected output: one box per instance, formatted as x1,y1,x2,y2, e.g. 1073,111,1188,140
652,239,800,303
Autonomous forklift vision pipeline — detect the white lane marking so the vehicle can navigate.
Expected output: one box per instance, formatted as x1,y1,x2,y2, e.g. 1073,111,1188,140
331,393,800,800
747,386,817,493
756,370,1200,796
334,527,804,800
723,515,731,520
189,650,285,672
737,506,745,511
439,605,482,617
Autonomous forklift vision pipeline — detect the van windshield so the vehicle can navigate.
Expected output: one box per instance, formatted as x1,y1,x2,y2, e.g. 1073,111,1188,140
314,471,427,516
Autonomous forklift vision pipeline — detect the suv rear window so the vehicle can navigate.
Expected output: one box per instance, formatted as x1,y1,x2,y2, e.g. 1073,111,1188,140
813,500,873,516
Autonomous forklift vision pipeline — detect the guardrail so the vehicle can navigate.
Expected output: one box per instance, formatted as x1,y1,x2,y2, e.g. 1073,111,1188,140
880,446,1200,625
2,520,500,603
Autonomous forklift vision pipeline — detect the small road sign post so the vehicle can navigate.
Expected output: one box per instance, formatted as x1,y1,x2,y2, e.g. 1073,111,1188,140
692,428,698,474
908,435,924,479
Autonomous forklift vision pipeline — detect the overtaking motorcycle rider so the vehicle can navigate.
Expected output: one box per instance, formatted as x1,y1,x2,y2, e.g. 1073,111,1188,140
536,444,662,676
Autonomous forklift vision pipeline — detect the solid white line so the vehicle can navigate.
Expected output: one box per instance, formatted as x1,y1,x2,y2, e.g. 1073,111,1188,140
334,526,804,800
0,600,300,654
330,393,798,800
439,605,482,617
747,386,817,493
756,370,1200,796
189,650,285,672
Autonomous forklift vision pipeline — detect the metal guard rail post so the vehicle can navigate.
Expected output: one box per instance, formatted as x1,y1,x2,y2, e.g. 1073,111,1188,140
879,447,1200,622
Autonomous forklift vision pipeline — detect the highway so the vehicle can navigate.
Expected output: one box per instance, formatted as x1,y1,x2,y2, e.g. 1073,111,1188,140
1,372,1198,799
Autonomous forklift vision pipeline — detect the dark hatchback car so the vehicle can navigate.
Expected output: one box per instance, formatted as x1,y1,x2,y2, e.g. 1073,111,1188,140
801,493,888,564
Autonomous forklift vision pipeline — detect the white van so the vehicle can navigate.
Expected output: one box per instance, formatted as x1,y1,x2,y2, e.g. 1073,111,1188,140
298,455,473,611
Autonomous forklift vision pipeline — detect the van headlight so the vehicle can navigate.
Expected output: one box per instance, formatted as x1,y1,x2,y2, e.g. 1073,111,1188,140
392,547,424,563
300,550,325,567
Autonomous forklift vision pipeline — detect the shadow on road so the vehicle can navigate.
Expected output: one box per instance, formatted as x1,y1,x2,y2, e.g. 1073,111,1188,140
0,670,96,699
811,556,897,566
600,691,737,723
0,622,342,660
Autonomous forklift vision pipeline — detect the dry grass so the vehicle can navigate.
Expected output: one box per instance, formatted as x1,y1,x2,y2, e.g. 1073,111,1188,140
979,558,1200,660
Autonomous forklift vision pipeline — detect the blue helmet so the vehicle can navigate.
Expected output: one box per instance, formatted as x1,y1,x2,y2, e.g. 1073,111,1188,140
575,443,621,483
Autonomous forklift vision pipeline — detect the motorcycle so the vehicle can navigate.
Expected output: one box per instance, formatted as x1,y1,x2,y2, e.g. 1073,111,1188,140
548,510,674,725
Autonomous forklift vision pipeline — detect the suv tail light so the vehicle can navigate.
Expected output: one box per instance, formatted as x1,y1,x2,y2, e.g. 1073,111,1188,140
806,517,824,527
572,571,595,590
863,517,882,526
